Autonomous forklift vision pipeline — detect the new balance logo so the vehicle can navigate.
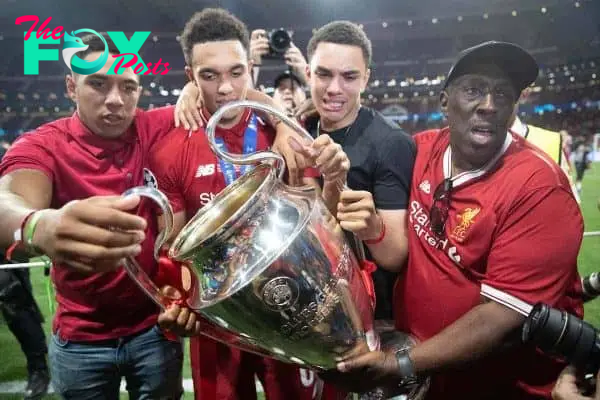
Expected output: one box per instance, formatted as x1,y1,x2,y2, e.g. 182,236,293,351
195,164,215,178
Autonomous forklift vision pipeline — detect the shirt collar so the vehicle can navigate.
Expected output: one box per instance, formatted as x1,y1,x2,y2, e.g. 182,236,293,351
67,111,139,158
443,131,513,187
510,116,528,137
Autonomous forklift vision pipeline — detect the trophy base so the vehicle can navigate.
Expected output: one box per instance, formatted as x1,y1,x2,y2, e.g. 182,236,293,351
356,321,430,400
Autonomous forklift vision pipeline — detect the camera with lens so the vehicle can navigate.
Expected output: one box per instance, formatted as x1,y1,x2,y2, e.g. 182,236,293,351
522,302,599,393
267,28,292,58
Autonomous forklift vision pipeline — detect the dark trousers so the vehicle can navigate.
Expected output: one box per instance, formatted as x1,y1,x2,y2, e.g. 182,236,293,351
0,267,48,374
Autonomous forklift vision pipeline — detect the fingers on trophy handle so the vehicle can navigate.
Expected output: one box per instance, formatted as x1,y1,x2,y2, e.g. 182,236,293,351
122,186,174,259
121,186,176,310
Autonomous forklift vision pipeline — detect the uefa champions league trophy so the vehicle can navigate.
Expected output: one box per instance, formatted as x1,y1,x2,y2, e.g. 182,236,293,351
122,101,429,399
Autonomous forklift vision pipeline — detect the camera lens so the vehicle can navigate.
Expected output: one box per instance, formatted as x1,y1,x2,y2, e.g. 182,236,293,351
269,29,291,54
522,303,599,373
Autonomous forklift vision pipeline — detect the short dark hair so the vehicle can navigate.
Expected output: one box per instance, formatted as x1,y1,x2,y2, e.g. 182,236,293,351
79,32,120,60
180,8,250,65
307,21,372,67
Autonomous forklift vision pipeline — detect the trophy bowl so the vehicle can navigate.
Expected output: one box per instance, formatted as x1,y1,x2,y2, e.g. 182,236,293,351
168,161,374,370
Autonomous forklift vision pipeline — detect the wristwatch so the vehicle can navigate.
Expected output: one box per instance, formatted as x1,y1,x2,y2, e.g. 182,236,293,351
395,348,418,386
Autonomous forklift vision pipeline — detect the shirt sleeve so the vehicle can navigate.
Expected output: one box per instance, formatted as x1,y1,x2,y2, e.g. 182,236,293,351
148,130,186,214
373,130,416,210
0,131,56,181
481,187,583,309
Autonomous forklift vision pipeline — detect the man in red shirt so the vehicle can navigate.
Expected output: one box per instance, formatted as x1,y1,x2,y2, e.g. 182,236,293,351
0,33,184,399
328,41,584,399
150,8,348,400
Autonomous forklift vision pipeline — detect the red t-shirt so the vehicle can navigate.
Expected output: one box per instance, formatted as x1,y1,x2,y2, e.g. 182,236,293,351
395,128,584,399
0,107,174,341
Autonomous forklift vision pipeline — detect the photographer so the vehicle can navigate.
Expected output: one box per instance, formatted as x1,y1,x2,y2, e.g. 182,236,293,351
250,28,308,85
553,366,599,400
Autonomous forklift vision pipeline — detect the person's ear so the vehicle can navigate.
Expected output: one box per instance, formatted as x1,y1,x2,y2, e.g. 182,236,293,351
65,74,77,101
440,90,449,116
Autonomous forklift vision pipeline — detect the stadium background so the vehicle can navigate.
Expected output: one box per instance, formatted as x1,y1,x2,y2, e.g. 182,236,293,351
0,0,599,397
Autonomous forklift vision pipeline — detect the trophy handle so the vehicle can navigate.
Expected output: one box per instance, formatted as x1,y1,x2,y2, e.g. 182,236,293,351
206,100,367,262
121,186,178,310
205,100,316,181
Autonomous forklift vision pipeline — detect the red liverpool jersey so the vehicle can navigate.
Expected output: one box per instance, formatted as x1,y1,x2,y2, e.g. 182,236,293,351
149,109,275,217
395,128,584,399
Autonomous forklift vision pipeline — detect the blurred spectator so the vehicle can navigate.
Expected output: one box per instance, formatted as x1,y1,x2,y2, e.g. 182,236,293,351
0,257,50,400
572,142,592,195
560,130,573,160
272,70,306,116
510,105,580,203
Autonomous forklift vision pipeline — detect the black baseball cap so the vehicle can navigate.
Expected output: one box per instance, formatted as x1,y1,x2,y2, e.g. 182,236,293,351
274,70,303,89
443,41,539,93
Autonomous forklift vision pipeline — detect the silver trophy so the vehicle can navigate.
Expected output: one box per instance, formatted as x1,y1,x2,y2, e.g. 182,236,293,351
122,101,429,399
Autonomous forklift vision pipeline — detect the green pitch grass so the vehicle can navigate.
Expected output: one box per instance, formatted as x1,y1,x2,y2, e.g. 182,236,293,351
0,164,599,399
579,163,600,328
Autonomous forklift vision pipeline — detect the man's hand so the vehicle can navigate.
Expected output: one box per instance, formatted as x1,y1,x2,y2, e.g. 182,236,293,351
337,190,383,241
313,134,349,185
157,301,202,337
319,350,399,393
271,127,313,186
284,43,309,84
552,366,599,400
250,29,270,66
174,81,203,131
32,195,147,274
288,134,349,185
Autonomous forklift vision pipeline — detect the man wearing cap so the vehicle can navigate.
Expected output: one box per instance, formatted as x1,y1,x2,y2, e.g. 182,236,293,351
327,41,584,400
272,70,306,117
